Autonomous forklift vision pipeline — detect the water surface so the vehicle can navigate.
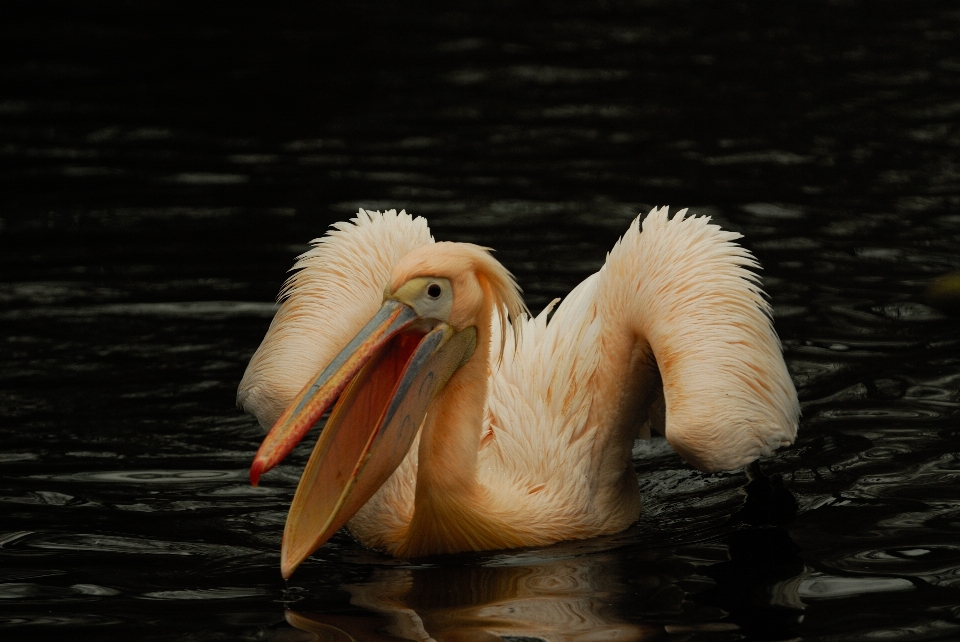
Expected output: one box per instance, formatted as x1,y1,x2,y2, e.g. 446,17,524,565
2,1,959,640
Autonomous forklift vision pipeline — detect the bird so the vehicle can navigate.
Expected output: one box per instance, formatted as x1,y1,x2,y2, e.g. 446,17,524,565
237,207,799,578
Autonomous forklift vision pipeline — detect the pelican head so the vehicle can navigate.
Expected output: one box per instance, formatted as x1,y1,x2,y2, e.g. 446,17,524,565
249,242,524,577
393,242,525,326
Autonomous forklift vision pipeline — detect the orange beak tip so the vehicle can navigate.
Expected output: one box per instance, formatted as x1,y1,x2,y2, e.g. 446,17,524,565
250,458,265,487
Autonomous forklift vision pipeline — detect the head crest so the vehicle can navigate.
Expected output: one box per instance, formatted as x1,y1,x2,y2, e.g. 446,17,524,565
391,242,528,360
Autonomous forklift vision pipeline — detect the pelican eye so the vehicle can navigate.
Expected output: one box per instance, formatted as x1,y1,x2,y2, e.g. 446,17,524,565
427,283,442,298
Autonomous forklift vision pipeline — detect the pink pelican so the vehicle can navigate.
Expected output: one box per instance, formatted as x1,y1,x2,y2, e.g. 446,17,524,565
237,207,799,578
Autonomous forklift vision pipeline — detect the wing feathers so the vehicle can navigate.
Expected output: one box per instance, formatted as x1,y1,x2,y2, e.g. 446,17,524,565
238,209,433,428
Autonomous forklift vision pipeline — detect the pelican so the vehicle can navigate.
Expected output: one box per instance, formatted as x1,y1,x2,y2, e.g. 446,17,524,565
238,207,799,578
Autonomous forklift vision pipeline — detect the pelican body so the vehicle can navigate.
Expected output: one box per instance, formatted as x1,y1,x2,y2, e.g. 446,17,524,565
238,207,799,577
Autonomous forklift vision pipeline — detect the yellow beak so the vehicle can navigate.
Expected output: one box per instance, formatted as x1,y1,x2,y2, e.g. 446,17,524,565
249,298,476,578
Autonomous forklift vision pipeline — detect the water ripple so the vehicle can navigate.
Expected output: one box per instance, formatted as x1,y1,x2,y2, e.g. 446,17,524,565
1,491,85,507
23,533,259,559
836,546,960,580
0,301,278,321
771,572,915,608
141,587,266,600
27,469,247,485
0,614,121,627
0,583,77,600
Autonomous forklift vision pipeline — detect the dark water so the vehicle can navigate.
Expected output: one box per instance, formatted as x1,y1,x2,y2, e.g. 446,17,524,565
2,1,960,640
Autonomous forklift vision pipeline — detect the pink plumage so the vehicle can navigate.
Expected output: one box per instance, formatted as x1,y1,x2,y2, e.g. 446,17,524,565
239,207,799,575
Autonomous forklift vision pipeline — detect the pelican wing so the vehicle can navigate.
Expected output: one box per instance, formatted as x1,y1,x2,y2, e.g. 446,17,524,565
237,209,433,429
485,207,798,486
595,207,799,472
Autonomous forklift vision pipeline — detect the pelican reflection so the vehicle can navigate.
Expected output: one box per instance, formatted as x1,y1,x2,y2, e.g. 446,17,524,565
283,552,722,641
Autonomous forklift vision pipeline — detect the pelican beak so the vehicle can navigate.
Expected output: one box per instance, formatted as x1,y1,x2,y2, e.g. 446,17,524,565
249,298,476,578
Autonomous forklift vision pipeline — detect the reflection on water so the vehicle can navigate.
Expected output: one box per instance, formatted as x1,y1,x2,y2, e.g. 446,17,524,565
289,556,662,642
285,515,806,641
288,555,705,642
